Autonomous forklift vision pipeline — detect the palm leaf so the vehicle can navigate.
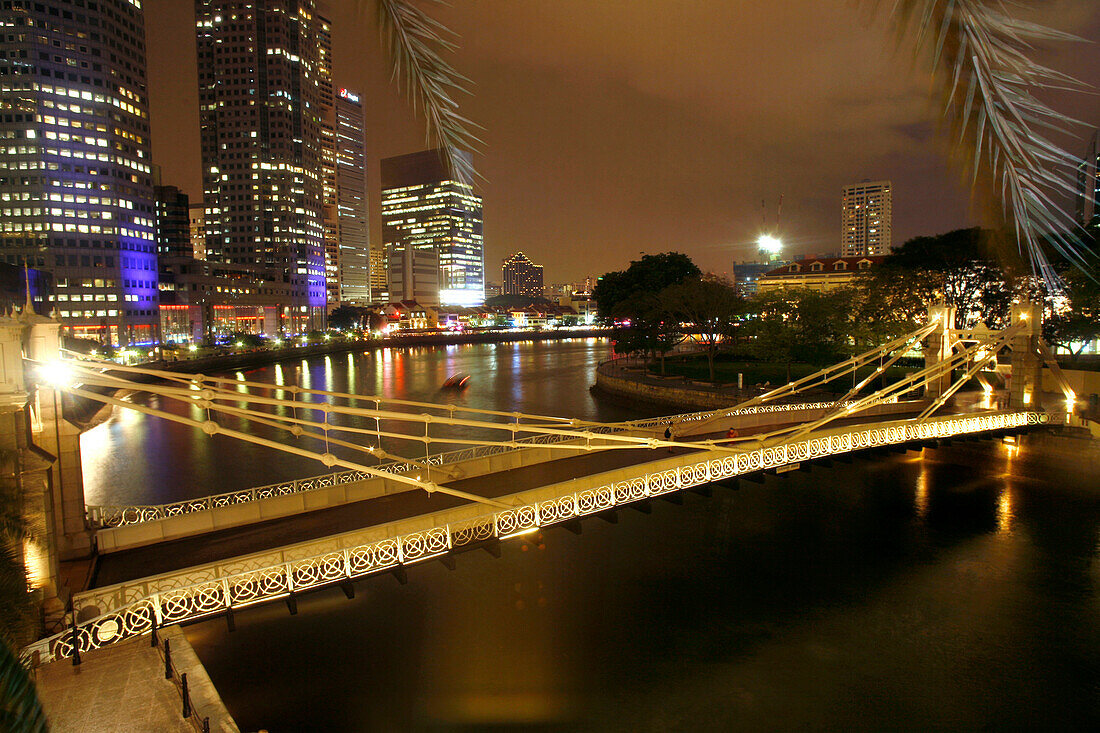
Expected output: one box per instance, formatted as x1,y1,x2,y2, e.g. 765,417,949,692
375,0,482,184
0,636,47,733
876,0,1094,290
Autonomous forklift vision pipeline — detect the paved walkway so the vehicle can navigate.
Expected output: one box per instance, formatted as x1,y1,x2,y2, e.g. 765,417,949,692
35,627,236,733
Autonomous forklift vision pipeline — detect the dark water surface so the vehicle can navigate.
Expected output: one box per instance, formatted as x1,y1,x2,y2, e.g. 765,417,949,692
81,340,1100,731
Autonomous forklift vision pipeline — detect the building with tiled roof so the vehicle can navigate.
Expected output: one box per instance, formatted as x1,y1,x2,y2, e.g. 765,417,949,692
756,256,884,293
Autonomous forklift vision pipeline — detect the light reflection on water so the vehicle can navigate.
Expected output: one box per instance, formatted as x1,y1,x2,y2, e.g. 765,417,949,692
79,338,638,507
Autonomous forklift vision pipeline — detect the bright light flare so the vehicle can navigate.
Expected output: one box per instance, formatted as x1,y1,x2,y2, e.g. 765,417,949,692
37,360,74,388
757,234,782,253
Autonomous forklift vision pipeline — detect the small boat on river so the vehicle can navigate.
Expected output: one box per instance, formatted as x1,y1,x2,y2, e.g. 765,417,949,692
442,374,471,389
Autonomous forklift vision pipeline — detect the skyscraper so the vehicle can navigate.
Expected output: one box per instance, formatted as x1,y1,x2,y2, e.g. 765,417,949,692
0,0,159,345
841,180,892,257
195,0,327,332
381,149,483,306
188,203,206,260
1075,130,1099,227
154,186,192,259
335,89,369,304
502,252,544,299
317,12,339,307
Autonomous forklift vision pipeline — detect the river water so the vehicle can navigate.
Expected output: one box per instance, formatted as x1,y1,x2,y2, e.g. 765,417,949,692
80,339,1100,731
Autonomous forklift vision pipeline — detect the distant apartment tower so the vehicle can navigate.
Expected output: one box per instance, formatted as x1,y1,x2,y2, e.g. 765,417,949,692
188,203,206,260
381,149,483,306
1075,130,1099,227
841,180,892,257
502,252,544,299
195,0,327,331
0,0,159,345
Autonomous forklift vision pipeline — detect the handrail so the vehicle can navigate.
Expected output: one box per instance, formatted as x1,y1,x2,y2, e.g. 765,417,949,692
84,399,862,528
29,410,1047,666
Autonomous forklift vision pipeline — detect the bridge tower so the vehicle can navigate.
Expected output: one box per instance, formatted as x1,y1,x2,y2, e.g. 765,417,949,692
1007,301,1043,409
923,303,956,400
0,306,91,615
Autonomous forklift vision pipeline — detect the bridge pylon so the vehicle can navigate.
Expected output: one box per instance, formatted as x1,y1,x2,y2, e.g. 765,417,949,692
1007,301,1043,410
923,304,956,401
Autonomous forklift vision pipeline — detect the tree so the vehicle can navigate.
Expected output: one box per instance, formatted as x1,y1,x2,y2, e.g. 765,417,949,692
329,305,366,330
659,276,743,381
872,228,1017,329
745,288,853,374
593,252,701,324
1044,268,1100,362
594,253,701,366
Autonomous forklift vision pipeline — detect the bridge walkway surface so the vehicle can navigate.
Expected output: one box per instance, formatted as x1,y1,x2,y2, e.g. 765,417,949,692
92,443,699,588
89,412,922,589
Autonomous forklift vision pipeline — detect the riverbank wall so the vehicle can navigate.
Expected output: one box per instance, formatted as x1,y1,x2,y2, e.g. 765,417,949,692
593,361,748,412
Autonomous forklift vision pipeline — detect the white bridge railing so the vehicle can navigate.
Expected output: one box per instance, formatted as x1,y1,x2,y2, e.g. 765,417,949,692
29,410,1043,665
85,399,860,529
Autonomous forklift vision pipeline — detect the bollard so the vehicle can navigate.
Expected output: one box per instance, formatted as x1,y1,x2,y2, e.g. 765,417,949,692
164,639,172,680
69,619,81,666
150,613,158,647
181,673,191,718
203,717,210,733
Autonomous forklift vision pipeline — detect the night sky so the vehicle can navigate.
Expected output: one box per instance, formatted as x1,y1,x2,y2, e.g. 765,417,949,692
145,0,1100,284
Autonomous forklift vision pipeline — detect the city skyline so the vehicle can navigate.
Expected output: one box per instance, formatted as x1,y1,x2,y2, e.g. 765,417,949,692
145,0,1100,282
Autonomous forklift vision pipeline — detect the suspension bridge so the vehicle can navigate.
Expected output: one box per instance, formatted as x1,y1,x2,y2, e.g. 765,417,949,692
16,302,1084,664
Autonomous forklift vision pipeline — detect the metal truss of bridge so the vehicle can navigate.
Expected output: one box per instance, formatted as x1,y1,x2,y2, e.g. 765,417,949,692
22,303,1082,664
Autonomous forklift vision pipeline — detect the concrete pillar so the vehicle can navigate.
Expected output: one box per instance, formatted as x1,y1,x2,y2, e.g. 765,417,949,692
0,313,63,613
23,312,93,563
1008,301,1043,410
923,304,956,400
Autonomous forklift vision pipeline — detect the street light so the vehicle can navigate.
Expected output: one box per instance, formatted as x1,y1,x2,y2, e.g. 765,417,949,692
37,360,74,389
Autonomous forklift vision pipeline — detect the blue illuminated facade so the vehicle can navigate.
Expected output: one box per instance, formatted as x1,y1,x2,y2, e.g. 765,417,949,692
0,0,159,345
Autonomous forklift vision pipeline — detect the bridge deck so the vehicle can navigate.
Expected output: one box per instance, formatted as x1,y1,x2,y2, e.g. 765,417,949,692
91,443,700,588
89,411,923,589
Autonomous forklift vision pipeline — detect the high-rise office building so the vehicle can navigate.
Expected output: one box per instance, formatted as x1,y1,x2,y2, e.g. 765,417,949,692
381,149,483,306
1075,130,1099,227
369,247,386,303
317,13,339,307
195,0,327,332
841,180,892,257
502,252,543,299
188,203,206,260
154,186,192,259
335,88,369,304
0,0,159,345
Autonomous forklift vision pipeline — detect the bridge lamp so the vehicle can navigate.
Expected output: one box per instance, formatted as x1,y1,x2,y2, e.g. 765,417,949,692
37,360,74,389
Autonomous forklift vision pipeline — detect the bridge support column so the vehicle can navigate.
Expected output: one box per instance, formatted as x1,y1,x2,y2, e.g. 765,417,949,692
1007,302,1043,410
25,315,93,567
923,304,956,401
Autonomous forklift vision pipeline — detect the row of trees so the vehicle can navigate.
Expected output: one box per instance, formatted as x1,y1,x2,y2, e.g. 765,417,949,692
593,229,1100,381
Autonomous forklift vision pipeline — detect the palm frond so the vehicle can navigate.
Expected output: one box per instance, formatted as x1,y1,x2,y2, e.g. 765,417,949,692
0,635,47,733
877,0,1093,290
375,0,482,184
